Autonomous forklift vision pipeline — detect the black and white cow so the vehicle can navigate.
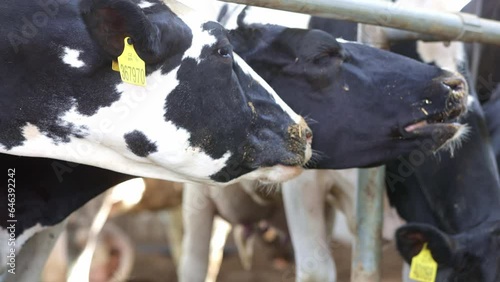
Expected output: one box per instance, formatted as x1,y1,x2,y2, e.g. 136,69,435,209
0,0,313,185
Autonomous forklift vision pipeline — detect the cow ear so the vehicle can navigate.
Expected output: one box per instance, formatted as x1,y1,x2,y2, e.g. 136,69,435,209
228,27,260,58
396,223,456,265
80,0,161,62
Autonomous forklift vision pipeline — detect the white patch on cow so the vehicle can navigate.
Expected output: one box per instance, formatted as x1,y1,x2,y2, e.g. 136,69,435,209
17,224,45,250
138,0,155,9
467,95,476,108
0,227,9,274
336,38,361,45
233,54,301,124
23,123,43,139
218,4,310,30
61,47,85,68
243,164,304,184
0,223,45,274
172,5,218,64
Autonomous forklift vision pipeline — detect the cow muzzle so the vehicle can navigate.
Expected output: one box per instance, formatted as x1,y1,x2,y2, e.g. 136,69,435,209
402,71,469,151
283,117,313,166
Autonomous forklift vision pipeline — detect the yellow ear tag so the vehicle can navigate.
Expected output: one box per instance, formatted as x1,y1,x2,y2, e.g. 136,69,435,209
409,243,438,282
117,37,146,86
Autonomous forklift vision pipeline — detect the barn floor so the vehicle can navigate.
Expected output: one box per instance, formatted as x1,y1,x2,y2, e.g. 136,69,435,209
114,213,403,282
128,240,403,282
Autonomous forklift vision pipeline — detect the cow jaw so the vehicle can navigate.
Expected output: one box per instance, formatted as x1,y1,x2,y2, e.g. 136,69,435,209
241,165,305,184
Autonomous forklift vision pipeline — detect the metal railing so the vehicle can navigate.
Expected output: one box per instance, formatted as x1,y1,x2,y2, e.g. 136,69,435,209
221,0,500,46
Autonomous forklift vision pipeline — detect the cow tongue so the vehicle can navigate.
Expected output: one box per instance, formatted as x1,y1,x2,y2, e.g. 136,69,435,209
405,120,428,132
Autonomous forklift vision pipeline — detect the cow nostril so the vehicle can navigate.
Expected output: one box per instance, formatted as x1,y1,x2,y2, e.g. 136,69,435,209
442,77,466,96
305,128,313,143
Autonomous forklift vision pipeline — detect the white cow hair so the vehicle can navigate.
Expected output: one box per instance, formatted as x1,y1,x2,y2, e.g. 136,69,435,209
0,224,45,274
229,5,310,29
60,47,86,69
138,0,155,9
192,1,310,29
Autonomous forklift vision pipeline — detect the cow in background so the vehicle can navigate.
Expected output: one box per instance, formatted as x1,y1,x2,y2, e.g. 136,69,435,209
484,86,500,175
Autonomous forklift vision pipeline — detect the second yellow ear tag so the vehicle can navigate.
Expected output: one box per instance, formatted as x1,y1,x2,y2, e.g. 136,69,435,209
409,243,438,282
117,37,146,86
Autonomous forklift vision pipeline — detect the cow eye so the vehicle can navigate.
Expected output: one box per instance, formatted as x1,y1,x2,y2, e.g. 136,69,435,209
313,46,345,64
217,47,232,58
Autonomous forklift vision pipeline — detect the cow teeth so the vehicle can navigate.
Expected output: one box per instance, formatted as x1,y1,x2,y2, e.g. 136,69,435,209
405,120,428,132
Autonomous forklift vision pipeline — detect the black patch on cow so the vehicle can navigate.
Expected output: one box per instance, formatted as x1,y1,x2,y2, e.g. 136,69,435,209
0,154,132,236
309,17,357,41
124,130,157,157
164,25,247,157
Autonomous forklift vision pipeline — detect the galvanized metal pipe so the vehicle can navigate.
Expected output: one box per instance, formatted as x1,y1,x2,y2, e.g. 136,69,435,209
351,20,389,282
220,0,500,46
352,167,385,282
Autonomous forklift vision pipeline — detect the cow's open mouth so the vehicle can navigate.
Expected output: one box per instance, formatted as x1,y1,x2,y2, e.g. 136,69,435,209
403,102,466,136
404,110,462,134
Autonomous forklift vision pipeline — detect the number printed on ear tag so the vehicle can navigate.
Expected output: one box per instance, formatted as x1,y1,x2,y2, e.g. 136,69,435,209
409,243,438,282
117,37,146,86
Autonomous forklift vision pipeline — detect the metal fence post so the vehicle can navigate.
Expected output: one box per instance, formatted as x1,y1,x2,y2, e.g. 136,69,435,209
351,166,385,282
351,18,389,282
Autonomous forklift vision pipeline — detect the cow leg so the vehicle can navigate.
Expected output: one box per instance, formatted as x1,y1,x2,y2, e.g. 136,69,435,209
178,183,216,282
282,171,336,282
68,190,114,282
102,222,135,282
41,230,68,282
206,216,232,282
233,224,256,271
5,220,66,282
158,207,184,267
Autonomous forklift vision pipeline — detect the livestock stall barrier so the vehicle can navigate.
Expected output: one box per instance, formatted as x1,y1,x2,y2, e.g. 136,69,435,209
220,0,500,45
218,0,500,281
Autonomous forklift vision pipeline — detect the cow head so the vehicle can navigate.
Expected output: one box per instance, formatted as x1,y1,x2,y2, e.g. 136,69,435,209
228,18,468,169
396,222,500,282
0,0,311,184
